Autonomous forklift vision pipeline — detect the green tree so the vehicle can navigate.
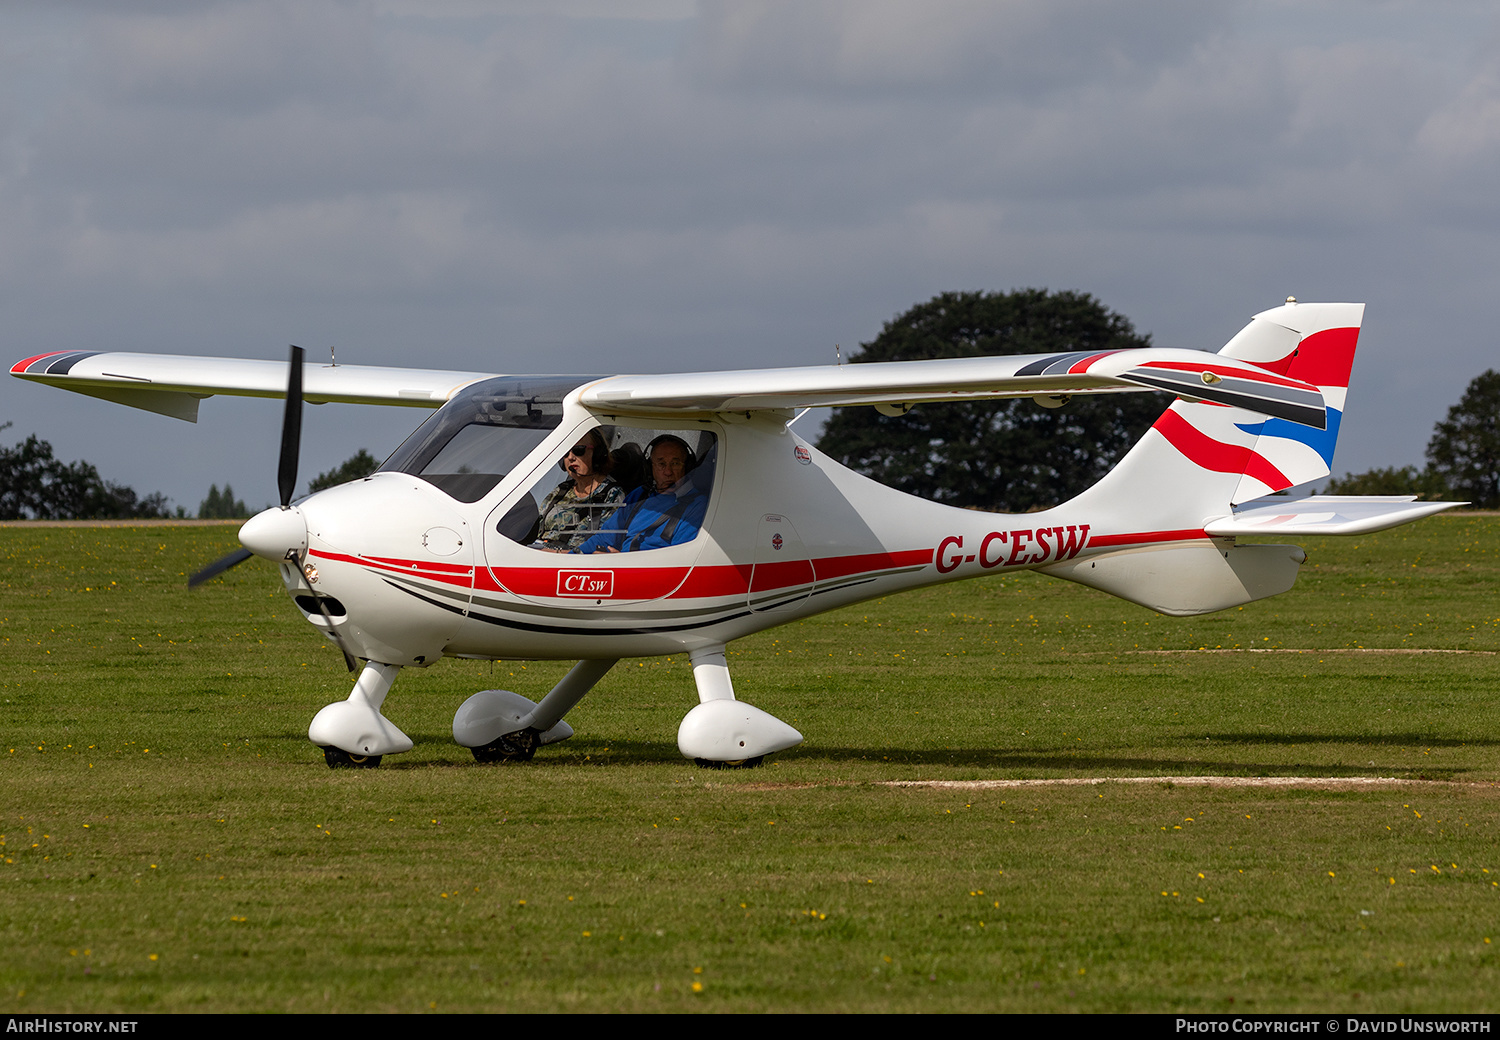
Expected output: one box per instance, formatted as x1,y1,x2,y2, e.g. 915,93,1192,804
308,449,379,494
1425,369,1500,508
0,424,171,520
815,289,1166,512
1323,465,1448,499
198,484,249,519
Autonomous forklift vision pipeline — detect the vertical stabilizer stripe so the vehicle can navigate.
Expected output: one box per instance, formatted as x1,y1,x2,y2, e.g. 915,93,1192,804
1153,409,1291,490
1285,327,1359,388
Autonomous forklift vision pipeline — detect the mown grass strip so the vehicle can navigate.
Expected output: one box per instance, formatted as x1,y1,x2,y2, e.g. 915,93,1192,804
1,518,1496,1011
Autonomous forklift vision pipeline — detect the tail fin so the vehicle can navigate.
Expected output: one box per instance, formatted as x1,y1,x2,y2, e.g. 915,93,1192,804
1036,302,1364,615
1065,301,1364,526
1211,301,1361,502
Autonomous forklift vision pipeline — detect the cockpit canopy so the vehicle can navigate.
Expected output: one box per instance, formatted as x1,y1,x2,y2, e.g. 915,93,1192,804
379,375,597,502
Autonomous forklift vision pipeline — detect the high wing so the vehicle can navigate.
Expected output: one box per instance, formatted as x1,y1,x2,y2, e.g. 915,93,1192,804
13,345,1328,429
1204,496,1461,537
583,348,1328,428
10,350,497,422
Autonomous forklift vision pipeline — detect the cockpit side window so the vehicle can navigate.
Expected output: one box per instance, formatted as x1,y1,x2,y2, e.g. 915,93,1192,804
501,422,718,552
379,375,597,503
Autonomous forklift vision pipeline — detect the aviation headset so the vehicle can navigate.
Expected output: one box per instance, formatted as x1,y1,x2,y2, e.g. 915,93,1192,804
645,434,696,471
645,434,698,493
556,428,614,475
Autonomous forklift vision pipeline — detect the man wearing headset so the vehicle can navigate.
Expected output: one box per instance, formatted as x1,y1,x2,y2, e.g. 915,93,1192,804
574,435,709,554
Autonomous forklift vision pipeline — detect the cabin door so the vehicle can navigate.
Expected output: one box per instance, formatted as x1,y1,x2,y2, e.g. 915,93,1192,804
747,513,815,613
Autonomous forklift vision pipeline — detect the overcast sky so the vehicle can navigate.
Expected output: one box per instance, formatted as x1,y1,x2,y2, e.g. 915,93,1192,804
3,0,1498,512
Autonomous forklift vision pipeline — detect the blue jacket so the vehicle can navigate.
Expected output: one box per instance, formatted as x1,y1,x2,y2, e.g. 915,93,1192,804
575,484,708,554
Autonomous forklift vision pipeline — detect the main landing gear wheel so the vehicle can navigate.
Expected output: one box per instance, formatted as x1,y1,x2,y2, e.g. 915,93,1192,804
321,746,383,770
693,756,765,770
471,729,539,764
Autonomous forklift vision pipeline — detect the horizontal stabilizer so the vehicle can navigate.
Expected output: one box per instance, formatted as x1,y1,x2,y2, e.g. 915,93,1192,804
1203,496,1464,537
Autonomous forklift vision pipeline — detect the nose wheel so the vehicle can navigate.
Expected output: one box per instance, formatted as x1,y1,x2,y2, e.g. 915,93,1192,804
693,756,765,770
321,746,383,769
471,728,539,764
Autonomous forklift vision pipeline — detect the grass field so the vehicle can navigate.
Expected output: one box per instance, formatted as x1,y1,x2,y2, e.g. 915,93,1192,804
1,517,1497,1013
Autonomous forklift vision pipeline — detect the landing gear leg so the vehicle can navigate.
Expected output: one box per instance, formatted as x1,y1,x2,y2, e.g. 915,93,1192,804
677,644,802,768
453,659,617,763
309,661,413,768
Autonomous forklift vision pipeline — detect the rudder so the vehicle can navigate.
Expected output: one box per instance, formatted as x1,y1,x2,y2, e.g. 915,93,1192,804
1213,301,1363,502
1122,301,1363,509
1037,301,1364,616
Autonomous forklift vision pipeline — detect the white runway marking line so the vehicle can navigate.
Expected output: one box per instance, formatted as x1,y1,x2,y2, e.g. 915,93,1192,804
885,776,1488,790
1111,648,1496,655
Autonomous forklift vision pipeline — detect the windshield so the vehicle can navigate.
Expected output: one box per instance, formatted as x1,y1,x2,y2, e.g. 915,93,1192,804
379,375,598,502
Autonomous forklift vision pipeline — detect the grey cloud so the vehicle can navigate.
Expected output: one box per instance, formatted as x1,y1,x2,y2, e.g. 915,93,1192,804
1413,55,1500,224
4,0,1500,509
85,2,384,113
682,0,1225,97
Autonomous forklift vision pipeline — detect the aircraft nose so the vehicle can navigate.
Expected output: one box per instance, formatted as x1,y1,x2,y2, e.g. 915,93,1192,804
239,505,309,562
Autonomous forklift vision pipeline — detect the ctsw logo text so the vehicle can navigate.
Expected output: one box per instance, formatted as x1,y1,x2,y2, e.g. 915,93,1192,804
555,570,614,597
935,525,1090,574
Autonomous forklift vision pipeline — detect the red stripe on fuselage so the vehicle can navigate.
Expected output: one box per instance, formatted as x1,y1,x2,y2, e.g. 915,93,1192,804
313,546,935,601
750,558,815,594
322,533,1243,600
674,549,933,597
671,563,754,598
482,565,690,599
310,549,475,588
486,547,935,600
814,547,933,581
1086,528,1209,548
360,553,472,575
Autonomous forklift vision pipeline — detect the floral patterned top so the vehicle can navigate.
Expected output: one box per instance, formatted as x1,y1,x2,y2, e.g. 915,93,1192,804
537,477,625,551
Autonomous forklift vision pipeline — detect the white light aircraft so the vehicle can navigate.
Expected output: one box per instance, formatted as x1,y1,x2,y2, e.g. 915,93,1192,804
12,299,1460,768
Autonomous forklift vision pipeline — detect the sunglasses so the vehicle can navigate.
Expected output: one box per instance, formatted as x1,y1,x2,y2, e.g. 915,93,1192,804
566,443,592,457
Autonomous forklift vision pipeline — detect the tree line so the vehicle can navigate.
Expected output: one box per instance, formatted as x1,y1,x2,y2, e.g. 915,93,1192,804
1,424,381,521
196,453,380,518
1323,370,1499,507
815,289,1164,513
0,423,172,521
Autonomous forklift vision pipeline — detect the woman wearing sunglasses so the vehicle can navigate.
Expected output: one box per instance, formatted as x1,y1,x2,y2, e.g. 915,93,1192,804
536,428,624,551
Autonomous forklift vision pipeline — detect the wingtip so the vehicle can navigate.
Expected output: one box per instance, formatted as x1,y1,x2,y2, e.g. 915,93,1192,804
11,351,71,375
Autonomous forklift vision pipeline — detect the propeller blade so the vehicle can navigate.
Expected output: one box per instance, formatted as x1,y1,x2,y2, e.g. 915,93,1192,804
194,345,354,673
187,547,254,588
278,345,304,508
